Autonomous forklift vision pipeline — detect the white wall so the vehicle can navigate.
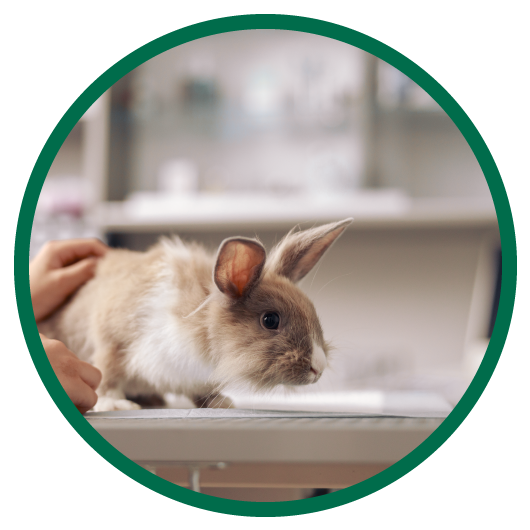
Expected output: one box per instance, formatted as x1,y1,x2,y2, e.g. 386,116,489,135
375,111,491,198
36,30,500,396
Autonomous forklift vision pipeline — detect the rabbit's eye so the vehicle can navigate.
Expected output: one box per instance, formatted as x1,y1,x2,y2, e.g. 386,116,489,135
261,312,280,330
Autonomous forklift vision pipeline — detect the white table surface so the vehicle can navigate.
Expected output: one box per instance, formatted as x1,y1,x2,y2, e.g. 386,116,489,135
86,405,446,466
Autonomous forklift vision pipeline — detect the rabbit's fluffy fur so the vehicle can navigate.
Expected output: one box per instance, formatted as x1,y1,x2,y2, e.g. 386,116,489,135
39,219,352,411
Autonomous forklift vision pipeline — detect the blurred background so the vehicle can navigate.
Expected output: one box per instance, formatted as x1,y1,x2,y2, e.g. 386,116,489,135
31,30,500,413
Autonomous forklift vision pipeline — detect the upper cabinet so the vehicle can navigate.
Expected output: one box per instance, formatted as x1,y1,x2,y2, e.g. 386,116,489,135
36,30,497,240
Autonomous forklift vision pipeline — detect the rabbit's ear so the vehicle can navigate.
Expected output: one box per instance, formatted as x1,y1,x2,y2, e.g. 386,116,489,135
268,218,353,283
214,238,266,299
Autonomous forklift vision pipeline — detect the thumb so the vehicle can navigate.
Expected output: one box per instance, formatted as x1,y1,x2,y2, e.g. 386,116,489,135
54,257,98,297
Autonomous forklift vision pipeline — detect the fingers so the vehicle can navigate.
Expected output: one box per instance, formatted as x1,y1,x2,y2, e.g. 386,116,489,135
42,336,102,414
76,359,102,391
30,239,107,322
45,238,108,268
73,362,103,414
53,257,98,297
60,376,99,414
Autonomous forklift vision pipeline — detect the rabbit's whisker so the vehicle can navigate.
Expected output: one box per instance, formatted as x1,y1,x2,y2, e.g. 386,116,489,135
309,257,324,290
316,271,355,295
183,294,214,319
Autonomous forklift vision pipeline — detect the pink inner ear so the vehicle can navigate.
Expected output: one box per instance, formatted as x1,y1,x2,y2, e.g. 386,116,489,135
231,245,262,296
215,239,266,299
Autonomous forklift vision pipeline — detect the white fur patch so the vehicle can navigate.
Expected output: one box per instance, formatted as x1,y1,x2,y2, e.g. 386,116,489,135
311,341,328,377
125,268,215,396
94,397,141,412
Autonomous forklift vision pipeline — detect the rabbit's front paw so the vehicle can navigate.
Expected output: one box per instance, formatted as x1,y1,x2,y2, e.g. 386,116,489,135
210,394,234,408
94,397,142,411
193,393,234,409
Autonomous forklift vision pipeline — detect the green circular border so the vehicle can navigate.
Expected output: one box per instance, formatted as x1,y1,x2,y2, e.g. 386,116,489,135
15,14,516,517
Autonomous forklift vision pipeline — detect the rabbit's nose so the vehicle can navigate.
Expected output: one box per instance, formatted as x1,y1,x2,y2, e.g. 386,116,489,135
310,342,327,378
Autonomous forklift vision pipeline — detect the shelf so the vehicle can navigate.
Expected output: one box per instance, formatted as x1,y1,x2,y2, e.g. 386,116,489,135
96,191,498,233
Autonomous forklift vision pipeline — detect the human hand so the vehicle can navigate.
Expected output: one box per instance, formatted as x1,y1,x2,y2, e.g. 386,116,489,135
30,238,108,322
41,334,102,414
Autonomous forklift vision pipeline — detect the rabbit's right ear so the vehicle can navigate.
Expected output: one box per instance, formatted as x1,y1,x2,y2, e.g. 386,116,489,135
267,218,353,283
214,238,266,300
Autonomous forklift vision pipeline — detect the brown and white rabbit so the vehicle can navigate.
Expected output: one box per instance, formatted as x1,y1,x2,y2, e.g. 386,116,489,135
38,218,352,411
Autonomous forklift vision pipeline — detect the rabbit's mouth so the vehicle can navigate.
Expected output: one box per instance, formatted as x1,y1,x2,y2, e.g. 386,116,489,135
309,366,322,382
309,342,327,382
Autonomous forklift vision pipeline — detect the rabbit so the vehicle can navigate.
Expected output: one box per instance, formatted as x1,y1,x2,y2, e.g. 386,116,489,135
38,218,353,411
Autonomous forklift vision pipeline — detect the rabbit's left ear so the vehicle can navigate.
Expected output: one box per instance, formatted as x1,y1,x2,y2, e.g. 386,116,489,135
214,238,266,299
268,218,353,283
